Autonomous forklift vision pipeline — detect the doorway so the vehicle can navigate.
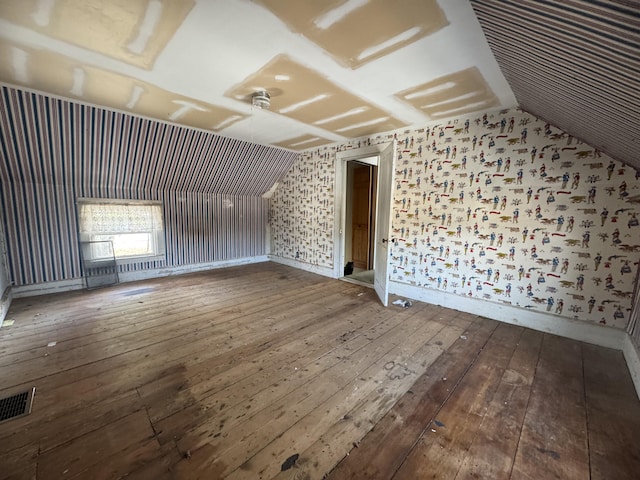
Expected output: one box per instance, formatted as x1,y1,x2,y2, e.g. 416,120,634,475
344,160,377,285
334,141,396,306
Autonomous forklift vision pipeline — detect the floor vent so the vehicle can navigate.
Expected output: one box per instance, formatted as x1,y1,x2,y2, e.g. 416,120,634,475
0,387,35,423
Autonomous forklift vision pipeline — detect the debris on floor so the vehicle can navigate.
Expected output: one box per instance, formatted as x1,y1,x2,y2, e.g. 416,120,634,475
1,319,15,327
392,299,412,308
47,341,57,347
281,453,299,471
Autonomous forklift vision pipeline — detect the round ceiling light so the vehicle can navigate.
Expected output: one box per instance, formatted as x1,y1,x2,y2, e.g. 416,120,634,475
251,90,271,110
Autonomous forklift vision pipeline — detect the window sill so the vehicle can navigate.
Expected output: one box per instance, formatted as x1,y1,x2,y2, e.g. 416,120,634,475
115,254,165,265
85,255,164,267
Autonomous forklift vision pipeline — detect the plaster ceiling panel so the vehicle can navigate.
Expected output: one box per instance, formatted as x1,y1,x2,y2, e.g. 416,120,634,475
79,67,248,132
274,134,335,151
0,0,194,69
0,41,247,132
0,43,72,96
255,0,448,68
395,67,500,119
227,54,406,138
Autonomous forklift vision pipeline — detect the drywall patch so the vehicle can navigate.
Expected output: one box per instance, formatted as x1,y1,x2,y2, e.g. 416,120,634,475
0,42,247,132
226,54,406,138
0,0,195,69
395,67,500,119
255,0,448,68
275,134,335,151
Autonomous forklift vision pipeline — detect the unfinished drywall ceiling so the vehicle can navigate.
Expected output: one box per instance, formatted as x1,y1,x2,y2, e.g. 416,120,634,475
0,0,195,69
0,0,515,150
254,0,449,68
395,67,500,119
226,54,407,139
0,42,247,132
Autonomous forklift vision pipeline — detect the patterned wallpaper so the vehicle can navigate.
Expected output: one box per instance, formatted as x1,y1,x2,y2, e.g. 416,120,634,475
270,152,336,267
271,108,640,329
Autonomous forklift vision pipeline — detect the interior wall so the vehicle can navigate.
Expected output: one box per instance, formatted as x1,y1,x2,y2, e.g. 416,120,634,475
271,108,640,330
629,270,640,346
0,88,270,287
0,206,10,324
270,150,335,266
0,209,7,293
2,181,267,288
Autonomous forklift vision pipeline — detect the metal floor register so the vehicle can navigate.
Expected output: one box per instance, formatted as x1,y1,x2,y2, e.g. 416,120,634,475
0,387,35,423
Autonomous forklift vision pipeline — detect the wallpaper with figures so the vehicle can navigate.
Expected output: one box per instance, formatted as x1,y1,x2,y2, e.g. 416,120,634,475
270,108,640,330
270,153,336,267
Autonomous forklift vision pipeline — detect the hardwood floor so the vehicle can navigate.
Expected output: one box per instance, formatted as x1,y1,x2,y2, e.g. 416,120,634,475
0,262,638,479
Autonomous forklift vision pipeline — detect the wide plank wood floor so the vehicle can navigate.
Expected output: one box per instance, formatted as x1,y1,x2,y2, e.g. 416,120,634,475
0,262,638,479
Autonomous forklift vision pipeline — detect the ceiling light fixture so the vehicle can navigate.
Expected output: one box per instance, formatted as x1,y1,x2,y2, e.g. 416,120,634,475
251,90,271,110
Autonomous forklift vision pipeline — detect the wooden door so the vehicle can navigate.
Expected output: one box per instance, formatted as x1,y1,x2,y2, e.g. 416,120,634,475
352,165,372,270
374,141,395,306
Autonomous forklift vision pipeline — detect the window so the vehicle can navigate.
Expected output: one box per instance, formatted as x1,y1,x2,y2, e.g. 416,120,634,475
77,199,165,264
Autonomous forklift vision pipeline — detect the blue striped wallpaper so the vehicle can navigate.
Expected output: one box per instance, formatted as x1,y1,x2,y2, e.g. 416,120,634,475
0,86,283,286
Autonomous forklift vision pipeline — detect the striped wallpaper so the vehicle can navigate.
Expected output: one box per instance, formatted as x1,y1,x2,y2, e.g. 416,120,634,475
0,86,297,196
471,0,640,171
0,208,7,296
2,181,268,286
0,86,285,286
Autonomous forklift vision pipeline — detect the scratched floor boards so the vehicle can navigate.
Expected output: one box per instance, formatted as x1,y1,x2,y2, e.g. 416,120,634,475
0,262,638,479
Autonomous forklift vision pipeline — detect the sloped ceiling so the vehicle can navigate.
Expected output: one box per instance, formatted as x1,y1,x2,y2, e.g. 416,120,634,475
0,0,515,151
0,86,298,196
471,0,640,171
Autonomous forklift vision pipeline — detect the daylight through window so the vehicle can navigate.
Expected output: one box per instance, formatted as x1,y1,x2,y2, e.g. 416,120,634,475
77,199,165,263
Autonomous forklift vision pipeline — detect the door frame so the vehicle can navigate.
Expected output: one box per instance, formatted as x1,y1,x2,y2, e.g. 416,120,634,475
333,143,393,280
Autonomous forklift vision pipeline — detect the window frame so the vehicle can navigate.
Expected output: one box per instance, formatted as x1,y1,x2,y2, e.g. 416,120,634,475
76,198,166,265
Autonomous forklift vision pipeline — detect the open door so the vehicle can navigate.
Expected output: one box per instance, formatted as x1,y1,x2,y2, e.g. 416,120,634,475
374,141,396,306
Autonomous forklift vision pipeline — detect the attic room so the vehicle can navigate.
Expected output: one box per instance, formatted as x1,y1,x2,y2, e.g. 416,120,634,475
0,0,639,478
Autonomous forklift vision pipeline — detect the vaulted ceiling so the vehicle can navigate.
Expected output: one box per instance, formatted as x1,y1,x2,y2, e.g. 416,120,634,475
0,0,638,172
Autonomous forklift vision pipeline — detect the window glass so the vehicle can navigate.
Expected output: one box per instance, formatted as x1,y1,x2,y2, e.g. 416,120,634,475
77,199,165,263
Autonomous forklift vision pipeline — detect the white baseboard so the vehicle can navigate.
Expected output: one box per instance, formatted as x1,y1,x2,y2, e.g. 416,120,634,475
12,256,270,298
268,255,336,278
389,281,626,350
0,286,12,327
623,334,640,400
118,256,269,283
13,278,85,297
